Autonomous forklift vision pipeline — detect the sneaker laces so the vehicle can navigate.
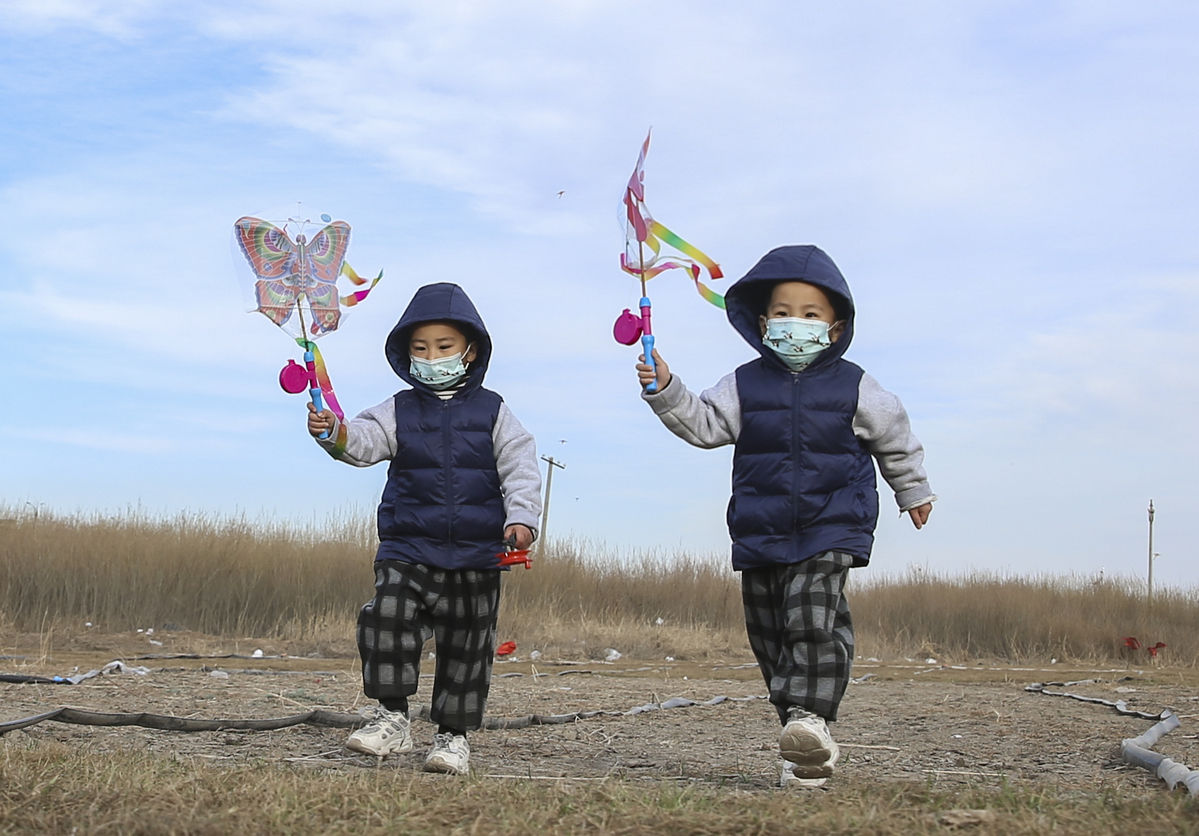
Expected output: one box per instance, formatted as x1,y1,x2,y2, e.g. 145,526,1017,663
360,706,405,735
431,731,466,753
359,706,385,730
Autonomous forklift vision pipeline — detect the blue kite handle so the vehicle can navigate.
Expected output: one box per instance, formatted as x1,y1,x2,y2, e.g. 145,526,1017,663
304,348,329,440
642,333,657,393
639,296,656,394
310,387,328,439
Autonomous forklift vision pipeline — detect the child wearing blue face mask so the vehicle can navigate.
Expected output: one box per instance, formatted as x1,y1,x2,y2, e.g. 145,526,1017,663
307,281,541,776
634,244,935,788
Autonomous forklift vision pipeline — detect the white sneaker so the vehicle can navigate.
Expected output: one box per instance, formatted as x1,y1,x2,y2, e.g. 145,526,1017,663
781,759,828,788
424,732,470,775
346,706,413,757
779,709,839,779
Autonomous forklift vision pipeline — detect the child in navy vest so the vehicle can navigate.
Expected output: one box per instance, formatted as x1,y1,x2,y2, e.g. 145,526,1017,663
635,245,935,787
308,282,542,775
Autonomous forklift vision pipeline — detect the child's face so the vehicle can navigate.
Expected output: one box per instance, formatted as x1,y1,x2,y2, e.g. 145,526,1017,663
758,281,845,342
409,322,477,363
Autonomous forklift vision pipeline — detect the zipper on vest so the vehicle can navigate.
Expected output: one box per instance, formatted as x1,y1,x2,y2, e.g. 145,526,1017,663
442,398,454,545
791,374,802,534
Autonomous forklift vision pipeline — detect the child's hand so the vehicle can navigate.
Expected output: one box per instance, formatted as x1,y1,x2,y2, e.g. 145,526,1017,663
307,402,335,438
504,524,534,551
908,503,932,530
636,349,671,391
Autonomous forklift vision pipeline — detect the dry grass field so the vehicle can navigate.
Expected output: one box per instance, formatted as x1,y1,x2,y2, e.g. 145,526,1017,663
2,508,1197,833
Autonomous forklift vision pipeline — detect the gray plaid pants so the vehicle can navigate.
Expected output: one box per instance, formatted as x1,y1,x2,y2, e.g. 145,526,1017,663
741,551,855,723
357,560,501,732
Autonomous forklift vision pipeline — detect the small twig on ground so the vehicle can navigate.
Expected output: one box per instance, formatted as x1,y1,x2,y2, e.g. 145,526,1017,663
483,774,610,781
923,769,1007,777
283,750,347,763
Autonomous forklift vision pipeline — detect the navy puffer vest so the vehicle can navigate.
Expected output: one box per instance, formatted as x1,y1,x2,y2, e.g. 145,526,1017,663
729,357,878,570
375,388,505,570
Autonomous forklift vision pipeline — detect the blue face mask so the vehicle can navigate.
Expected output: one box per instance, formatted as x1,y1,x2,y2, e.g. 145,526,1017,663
762,318,833,370
409,351,469,389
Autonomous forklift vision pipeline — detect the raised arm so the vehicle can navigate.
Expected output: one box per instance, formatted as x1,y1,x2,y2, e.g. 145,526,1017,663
313,396,398,467
640,354,741,449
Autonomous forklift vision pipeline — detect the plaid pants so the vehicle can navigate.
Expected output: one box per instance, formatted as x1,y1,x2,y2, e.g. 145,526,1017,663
357,560,501,732
741,551,855,723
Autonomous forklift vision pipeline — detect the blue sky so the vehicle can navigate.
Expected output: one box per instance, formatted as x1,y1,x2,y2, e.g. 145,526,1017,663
2,2,1197,589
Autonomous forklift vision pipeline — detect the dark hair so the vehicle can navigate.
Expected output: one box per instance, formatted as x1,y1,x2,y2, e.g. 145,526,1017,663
829,294,849,322
454,322,479,344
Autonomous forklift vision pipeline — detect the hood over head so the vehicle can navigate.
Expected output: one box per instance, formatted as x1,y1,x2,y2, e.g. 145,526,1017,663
724,244,855,369
385,282,492,392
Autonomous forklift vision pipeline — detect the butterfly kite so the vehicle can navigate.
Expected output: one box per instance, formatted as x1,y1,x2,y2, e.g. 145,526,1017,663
233,212,382,435
613,129,724,392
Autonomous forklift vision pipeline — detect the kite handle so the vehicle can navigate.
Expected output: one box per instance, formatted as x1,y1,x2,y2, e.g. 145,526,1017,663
303,347,329,439
639,297,656,394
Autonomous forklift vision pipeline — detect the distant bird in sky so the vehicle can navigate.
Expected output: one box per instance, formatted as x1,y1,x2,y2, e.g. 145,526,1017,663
556,190,565,198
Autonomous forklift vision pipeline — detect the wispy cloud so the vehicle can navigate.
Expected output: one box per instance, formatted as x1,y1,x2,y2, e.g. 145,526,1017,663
0,0,163,37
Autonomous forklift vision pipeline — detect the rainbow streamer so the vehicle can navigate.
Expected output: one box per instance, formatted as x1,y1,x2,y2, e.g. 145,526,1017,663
339,263,383,307
296,337,344,421
620,129,724,308
621,219,726,309
327,422,349,459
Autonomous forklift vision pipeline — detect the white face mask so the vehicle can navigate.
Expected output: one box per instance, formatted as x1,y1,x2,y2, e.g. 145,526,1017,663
762,317,833,370
409,351,469,389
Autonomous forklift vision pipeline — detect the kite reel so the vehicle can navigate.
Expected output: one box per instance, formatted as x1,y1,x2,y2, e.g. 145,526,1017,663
613,307,646,345
612,298,657,392
278,359,312,394
278,354,329,439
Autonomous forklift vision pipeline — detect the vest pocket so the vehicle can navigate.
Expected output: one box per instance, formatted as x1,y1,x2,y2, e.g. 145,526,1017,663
852,488,879,525
847,489,867,524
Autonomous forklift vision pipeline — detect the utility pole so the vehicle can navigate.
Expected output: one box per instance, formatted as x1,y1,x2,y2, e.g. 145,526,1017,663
539,455,566,553
1147,499,1155,603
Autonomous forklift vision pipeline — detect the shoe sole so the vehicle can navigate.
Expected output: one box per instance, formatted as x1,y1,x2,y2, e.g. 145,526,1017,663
423,757,468,775
779,727,837,777
346,737,414,757
782,775,828,788
789,761,834,779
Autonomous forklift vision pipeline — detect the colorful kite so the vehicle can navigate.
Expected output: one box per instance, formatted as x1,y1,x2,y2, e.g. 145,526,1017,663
233,211,382,435
613,129,724,392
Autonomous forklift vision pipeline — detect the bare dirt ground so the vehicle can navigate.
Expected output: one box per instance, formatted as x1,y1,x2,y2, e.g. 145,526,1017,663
2,633,1197,796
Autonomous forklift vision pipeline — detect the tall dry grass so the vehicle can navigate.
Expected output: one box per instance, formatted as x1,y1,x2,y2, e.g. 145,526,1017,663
1,505,1196,664
496,538,745,659
850,568,1198,665
0,506,375,639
